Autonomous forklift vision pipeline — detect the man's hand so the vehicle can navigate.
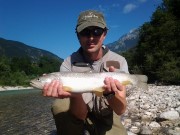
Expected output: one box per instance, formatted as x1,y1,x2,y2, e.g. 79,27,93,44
103,66,127,115
43,80,72,98
43,80,87,120
104,66,126,96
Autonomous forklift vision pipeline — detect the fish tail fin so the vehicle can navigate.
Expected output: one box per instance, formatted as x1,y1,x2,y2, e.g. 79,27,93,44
137,81,148,90
135,75,148,90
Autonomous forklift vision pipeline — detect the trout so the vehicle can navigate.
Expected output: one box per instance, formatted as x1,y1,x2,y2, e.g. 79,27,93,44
30,72,148,95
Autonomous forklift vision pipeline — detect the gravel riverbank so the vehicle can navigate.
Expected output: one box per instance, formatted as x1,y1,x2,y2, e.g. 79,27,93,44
0,85,179,135
124,85,180,135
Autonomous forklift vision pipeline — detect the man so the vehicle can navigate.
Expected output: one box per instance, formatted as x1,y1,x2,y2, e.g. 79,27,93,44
43,10,128,135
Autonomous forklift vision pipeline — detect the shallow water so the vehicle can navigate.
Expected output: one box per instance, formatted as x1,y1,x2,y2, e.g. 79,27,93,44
0,89,56,135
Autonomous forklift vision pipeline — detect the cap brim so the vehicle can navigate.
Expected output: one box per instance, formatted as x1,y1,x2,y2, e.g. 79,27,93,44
76,22,106,33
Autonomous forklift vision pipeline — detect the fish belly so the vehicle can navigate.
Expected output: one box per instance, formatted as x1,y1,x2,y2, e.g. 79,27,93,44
62,77,104,93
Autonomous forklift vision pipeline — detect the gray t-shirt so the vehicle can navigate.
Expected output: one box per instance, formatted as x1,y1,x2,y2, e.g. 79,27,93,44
60,46,129,116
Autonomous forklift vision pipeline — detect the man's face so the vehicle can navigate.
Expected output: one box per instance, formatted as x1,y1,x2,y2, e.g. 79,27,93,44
78,26,107,54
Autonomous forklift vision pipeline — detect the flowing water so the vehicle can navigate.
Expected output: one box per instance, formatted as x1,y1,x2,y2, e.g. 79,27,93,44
0,89,56,135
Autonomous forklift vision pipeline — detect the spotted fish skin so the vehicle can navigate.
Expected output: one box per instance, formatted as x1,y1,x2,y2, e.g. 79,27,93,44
30,72,148,93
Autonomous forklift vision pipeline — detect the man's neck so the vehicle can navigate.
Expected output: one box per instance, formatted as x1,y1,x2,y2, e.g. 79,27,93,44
83,48,103,61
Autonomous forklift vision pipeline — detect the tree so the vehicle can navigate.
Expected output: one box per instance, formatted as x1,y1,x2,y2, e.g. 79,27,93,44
123,0,180,84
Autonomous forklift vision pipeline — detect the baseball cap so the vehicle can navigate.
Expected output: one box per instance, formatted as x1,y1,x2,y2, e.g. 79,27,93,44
76,10,107,33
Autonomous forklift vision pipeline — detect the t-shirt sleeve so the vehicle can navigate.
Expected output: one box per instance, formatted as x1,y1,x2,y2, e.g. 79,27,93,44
60,56,71,72
120,57,129,73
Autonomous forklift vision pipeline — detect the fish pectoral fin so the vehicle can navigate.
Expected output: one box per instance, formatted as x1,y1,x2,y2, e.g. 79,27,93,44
93,87,104,97
63,86,72,92
94,91,103,97
121,80,132,85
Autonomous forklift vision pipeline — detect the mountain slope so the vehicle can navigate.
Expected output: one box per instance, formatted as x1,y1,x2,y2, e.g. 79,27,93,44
0,37,63,62
106,29,139,53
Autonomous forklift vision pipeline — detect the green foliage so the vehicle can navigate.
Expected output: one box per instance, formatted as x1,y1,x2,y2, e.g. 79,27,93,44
156,58,180,84
0,56,62,86
37,57,61,74
2,71,29,86
122,0,180,84
10,57,32,75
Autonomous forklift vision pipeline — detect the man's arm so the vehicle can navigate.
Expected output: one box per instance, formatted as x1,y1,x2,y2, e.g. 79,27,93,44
43,60,88,120
103,66,127,115
43,80,88,120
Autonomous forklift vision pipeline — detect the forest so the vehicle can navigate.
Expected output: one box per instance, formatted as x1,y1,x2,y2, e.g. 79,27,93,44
0,56,62,86
122,0,180,85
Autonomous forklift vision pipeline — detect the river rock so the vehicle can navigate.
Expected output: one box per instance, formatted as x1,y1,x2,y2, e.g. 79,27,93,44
159,110,179,120
149,121,161,132
140,126,152,135
129,126,140,134
123,85,180,135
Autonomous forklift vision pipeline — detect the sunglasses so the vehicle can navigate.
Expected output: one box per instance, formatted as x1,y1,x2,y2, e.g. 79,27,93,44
79,28,105,37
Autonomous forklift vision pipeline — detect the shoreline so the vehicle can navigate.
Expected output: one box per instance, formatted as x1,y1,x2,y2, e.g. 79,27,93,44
0,84,179,92
0,86,34,91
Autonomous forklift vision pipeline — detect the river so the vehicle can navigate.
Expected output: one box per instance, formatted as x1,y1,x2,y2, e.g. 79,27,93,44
0,89,56,135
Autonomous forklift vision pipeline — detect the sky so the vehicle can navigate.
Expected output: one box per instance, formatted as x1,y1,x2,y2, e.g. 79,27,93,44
0,0,162,59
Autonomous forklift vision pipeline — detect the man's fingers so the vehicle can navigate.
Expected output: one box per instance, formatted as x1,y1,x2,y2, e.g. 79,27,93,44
51,81,60,97
114,80,126,97
114,79,124,91
43,83,49,96
109,66,115,72
42,80,72,98
109,78,118,92
104,77,111,92
46,81,55,96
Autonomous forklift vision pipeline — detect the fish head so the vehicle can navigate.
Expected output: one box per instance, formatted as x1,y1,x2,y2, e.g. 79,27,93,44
30,74,56,89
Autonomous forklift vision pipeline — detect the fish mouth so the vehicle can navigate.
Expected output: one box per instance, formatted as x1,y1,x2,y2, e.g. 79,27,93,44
30,81,43,89
30,82,35,87
30,82,36,88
